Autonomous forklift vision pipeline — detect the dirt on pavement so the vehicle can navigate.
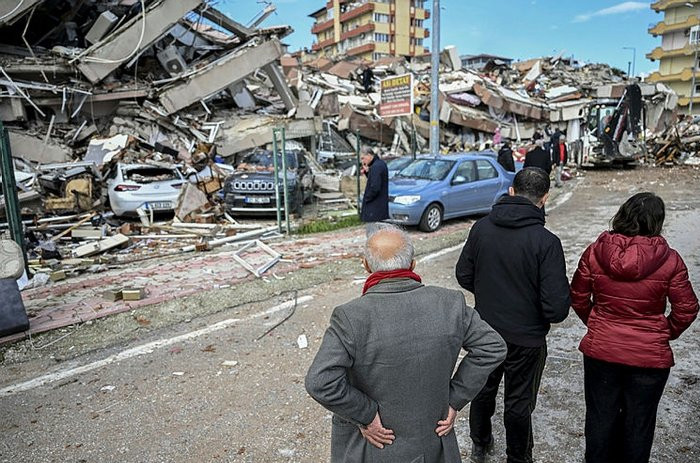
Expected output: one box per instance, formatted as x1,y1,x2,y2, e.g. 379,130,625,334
1,166,699,463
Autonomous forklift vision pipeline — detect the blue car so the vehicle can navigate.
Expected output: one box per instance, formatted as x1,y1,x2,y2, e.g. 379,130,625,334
388,153,515,232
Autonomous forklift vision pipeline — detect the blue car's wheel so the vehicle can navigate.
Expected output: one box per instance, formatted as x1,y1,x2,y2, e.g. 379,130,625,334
419,203,442,232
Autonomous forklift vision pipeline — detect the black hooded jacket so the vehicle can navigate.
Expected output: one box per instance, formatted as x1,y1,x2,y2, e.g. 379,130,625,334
455,195,570,347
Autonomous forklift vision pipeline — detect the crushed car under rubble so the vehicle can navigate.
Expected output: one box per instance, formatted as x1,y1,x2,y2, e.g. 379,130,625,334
224,148,314,216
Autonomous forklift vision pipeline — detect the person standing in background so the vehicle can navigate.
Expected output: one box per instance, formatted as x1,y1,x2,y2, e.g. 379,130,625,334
552,134,568,188
360,147,389,223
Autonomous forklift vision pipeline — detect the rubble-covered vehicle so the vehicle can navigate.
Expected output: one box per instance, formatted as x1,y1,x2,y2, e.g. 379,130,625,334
105,163,185,216
224,149,314,216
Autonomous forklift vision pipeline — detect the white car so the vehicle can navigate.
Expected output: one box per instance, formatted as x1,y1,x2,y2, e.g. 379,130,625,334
106,163,184,216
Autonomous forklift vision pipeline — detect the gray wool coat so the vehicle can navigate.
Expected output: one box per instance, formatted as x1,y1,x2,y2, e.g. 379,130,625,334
305,278,507,463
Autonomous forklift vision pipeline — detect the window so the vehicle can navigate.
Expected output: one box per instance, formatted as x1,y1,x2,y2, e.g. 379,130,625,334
373,13,390,23
453,161,476,184
374,33,390,42
476,160,498,180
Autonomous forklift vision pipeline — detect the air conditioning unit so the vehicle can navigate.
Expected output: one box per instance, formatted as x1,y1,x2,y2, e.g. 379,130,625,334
691,25,700,45
157,46,187,76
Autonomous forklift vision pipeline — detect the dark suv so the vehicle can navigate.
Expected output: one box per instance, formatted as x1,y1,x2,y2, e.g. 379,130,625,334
224,149,313,215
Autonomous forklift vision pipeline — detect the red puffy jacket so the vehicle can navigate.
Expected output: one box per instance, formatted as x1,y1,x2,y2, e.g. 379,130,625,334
571,231,698,368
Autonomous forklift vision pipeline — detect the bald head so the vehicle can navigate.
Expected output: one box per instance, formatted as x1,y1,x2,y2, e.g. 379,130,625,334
364,224,415,273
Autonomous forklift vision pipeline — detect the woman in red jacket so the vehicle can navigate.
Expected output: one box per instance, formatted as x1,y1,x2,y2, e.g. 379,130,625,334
571,192,698,463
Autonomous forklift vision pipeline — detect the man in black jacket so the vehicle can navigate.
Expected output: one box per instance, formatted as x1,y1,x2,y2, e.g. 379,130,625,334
360,147,389,223
523,139,551,174
497,141,516,172
455,167,570,463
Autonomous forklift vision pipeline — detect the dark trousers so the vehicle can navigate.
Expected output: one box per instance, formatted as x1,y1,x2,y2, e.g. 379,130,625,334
469,342,547,463
584,356,670,463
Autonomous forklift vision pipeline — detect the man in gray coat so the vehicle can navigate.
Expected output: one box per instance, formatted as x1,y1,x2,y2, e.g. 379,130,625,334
305,224,507,462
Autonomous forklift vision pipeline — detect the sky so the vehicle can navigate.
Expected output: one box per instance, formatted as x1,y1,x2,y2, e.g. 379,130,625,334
218,1,664,76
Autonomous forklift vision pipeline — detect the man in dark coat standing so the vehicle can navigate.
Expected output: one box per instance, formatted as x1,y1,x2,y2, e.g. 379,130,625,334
455,168,571,463
497,141,516,172
360,147,389,223
523,139,551,174
306,224,507,463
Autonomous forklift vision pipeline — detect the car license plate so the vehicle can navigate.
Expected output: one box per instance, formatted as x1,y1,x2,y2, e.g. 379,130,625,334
144,201,172,210
245,196,271,204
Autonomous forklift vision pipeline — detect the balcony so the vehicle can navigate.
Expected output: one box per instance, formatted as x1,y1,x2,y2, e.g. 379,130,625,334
340,2,374,23
312,18,334,34
652,0,700,12
312,37,336,52
347,42,375,57
341,22,375,41
411,7,429,20
647,67,699,82
649,15,700,36
646,44,697,60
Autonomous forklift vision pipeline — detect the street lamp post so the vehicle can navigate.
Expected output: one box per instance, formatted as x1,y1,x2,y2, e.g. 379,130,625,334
622,46,636,77
429,0,440,156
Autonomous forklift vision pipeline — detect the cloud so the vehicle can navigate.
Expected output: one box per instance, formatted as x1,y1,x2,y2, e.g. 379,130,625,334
573,2,648,23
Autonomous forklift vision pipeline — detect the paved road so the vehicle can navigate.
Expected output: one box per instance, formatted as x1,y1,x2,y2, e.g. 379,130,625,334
1,167,699,463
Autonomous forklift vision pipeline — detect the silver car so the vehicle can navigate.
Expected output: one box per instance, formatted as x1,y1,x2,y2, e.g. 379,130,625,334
106,163,184,216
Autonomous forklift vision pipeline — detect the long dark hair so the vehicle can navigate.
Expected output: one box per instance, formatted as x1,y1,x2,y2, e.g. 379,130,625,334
611,192,665,237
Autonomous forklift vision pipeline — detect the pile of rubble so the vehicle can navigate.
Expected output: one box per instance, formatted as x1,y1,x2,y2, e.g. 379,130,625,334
0,1,691,291
286,47,679,157
0,1,331,287
646,115,700,166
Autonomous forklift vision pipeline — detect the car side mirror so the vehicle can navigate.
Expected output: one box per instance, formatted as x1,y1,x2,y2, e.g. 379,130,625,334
452,175,467,185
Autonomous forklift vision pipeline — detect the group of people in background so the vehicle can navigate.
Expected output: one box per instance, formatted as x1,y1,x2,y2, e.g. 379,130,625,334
497,125,569,188
306,163,699,463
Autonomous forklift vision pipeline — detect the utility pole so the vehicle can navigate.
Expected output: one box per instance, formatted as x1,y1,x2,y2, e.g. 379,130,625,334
429,0,440,156
686,3,697,114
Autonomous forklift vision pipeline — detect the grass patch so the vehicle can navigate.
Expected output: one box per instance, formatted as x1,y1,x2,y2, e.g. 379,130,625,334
296,214,362,235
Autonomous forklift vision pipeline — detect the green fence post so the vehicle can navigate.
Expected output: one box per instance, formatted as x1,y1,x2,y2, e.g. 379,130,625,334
0,121,27,270
272,129,282,234
280,128,291,235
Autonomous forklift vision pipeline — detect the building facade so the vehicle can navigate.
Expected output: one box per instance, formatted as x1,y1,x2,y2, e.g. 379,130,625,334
309,0,430,61
647,0,700,113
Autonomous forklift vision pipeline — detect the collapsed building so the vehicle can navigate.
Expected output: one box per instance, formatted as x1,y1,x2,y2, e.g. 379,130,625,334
0,1,692,292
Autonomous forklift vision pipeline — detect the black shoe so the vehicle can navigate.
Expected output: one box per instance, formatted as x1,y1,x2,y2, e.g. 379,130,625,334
470,436,494,463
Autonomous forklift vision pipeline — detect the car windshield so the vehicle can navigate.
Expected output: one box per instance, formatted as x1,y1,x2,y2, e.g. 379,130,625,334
396,159,455,181
387,157,414,171
123,167,179,183
239,151,298,170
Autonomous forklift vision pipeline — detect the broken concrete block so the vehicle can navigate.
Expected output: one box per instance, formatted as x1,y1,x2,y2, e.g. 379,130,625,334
175,183,209,221
159,39,284,115
50,270,67,282
72,234,130,258
122,287,145,301
105,288,124,302
0,0,43,26
7,131,71,164
77,0,202,83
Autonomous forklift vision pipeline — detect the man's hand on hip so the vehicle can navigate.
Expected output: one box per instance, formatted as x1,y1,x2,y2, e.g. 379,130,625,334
360,412,395,449
435,406,457,437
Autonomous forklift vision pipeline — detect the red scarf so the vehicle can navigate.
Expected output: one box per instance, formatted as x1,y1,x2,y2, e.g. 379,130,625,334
362,269,422,295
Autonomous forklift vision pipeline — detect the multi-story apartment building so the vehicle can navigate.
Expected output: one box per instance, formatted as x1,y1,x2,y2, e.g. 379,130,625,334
647,0,700,113
309,0,430,61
